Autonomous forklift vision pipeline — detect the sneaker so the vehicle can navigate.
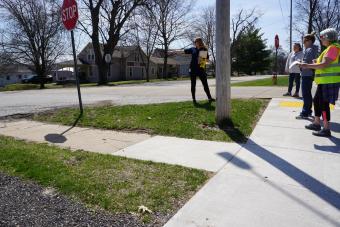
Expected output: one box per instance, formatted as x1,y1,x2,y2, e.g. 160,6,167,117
296,114,309,120
313,129,331,137
292,93,299,98
283,92,291,96
305,123,321,131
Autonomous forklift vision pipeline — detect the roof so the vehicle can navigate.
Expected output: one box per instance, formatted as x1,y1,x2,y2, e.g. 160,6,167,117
57,58,90,66
80,42,141,59
150,57,178,65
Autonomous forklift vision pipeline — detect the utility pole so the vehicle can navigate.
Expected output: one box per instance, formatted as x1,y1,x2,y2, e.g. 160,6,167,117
215,0,231,124
290,0,293,51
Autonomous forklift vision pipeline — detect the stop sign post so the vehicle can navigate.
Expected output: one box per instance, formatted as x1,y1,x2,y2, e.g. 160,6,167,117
61,0,83,115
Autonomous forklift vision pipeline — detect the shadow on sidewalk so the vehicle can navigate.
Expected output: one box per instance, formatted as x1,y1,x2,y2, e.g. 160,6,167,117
217,151,340,226
218,125,340,225
44,113,83,144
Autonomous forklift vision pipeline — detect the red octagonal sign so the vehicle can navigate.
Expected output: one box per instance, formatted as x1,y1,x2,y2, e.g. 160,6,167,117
61,0,78,31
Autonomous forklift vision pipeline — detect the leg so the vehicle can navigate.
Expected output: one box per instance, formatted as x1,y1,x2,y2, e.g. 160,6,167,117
294,73,301,95
288,73,294,94
190,73,197,103
321,100,331,129
313,96,331,137
301,76,313,116
198,70,213,100
305,85,322,131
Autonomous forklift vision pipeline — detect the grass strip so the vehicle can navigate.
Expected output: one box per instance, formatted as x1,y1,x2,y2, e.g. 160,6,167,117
34,99,268,143
232,76,289,87
0,135,210,222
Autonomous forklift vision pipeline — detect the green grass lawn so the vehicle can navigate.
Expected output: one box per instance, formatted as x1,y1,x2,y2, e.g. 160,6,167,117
33,99,268,143
0,135,210,223
0,77,191,92
232,76,289,87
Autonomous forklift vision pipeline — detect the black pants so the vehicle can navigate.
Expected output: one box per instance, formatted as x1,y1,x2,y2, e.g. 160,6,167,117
288,73,301,94
314,85,330,121
190,69,212,101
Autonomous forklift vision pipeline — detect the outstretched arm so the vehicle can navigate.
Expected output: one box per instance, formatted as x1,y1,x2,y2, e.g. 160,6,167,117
298,57,333,70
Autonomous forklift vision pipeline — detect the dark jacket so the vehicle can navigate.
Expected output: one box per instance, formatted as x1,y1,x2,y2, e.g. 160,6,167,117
184,47,209,73
301,44,319,77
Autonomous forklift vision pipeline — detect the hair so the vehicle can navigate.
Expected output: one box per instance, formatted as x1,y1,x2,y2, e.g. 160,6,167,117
320,28,339,43
294,43,302,51
304,31,316,43
194,37,206,49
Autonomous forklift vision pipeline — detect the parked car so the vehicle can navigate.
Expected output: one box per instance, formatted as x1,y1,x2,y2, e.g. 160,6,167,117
21,74,35,83
23,75,53,84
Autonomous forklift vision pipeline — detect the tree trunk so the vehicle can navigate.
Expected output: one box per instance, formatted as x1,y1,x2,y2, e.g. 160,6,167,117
162,44,168,79
146,58,150,82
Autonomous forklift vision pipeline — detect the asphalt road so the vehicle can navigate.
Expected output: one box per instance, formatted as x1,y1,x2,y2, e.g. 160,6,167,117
0,77,287,117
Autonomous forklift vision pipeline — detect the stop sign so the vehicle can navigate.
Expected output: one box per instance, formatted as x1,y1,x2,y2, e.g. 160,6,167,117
61,0,79,31
274,34,280,49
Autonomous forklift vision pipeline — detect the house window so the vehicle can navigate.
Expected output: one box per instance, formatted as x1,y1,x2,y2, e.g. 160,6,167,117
127,62,134,66
6,76,10,80
135,53,139,62
92,54,95,60
18,75,22,79
142,68,144,78
151,68,155,75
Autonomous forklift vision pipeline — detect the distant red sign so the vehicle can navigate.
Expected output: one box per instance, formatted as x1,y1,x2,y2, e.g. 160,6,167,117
275,35,279,49
61,0,78,31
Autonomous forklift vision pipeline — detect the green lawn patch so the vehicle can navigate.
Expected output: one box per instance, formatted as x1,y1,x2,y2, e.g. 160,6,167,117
232,76,289,87
33,99,268,143
0,77,192,92
0,135,210,223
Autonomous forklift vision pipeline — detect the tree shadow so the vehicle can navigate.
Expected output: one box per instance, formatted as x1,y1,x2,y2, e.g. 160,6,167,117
218,119,248,143
44,113,83,144
314,136,340,154
193,101,215,111
221,126,340,211
217,151,340,226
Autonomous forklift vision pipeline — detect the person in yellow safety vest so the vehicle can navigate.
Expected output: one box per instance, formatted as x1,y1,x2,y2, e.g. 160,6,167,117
298,28,340,137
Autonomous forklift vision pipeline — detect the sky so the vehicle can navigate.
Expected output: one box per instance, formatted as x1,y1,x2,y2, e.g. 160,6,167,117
0,0,299,60
194,0,296,52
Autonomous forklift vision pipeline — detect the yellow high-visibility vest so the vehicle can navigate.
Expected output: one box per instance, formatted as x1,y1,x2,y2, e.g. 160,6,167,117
315,43,340,85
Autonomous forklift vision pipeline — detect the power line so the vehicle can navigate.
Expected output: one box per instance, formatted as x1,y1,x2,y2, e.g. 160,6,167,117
278,0,285,20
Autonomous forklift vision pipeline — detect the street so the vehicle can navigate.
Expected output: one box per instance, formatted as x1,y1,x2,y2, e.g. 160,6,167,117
0,77,287,117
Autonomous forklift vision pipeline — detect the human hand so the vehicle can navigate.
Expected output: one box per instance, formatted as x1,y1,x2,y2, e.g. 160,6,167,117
298,63,309,69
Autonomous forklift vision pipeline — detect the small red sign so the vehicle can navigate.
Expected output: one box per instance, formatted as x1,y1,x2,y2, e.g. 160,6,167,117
275,35,280,49
61,0,79,31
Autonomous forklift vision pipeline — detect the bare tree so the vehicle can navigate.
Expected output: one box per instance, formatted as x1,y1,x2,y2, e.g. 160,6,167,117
313,0,340,35
150,0,193,79
127,7,159,82
186,6,216,70
295,0,319,34
231,8,261,43
78,0,147,85
295,0,339,47
0,0,65,89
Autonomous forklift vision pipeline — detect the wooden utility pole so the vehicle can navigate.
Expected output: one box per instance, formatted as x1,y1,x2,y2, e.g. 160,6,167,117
289,0,293,51
215,0,231,125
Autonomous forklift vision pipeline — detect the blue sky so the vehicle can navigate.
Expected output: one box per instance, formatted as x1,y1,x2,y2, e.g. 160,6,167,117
195,0,296,52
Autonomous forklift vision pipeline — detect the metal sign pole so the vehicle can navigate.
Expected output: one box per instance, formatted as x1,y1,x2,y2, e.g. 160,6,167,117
71,30,83,115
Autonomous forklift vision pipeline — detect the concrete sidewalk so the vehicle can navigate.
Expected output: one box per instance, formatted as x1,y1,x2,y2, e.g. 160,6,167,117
165,98,340,227
0,121,241,172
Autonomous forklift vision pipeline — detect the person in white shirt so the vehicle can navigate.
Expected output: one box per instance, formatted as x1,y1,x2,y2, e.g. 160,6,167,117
284,43,304,97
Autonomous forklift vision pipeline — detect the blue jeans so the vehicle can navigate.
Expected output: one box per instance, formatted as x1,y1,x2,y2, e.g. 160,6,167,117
300,76,314,116
288,73,301,94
